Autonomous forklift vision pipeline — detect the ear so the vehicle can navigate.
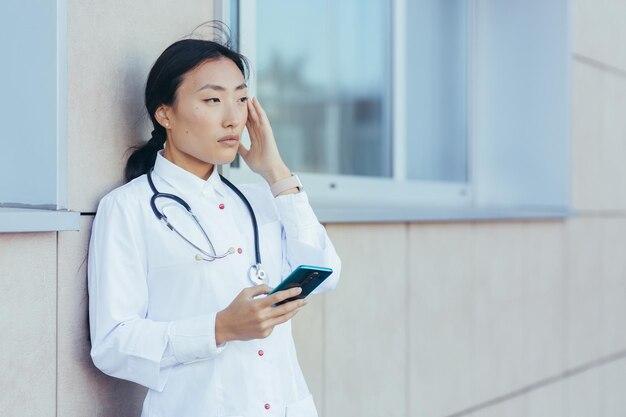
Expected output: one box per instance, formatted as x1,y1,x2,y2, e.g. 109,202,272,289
154,105,172,129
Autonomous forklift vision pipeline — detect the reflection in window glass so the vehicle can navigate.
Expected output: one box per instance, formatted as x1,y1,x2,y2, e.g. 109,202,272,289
406,0,469,182
255,0,391,177
0,1,58,206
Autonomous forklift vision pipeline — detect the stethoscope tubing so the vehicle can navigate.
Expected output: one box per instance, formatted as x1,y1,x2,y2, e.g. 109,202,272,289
147,169,262,267
220,175,261,266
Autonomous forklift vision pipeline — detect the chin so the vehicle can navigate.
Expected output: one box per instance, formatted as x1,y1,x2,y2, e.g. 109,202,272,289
209,151,239,166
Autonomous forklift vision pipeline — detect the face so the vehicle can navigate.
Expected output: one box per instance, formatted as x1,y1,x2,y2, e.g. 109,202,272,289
157,58,248,179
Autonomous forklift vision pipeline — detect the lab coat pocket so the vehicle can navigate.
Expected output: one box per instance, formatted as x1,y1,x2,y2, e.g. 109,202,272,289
286,394,318,417
258,221,284,287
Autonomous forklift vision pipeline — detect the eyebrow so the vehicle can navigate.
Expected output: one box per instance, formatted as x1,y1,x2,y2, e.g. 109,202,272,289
196,83,248,92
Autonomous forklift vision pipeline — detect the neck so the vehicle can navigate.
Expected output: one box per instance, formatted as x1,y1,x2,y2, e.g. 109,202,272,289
163,147,215,180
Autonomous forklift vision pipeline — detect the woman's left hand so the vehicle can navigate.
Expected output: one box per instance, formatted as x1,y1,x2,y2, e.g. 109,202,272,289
238,97,291,184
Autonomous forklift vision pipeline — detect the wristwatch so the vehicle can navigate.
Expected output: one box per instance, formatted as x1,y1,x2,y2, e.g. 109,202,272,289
270,174,302,197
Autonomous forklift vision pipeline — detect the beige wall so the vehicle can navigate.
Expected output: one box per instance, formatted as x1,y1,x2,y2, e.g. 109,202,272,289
2,0,626,416
0,233,56,417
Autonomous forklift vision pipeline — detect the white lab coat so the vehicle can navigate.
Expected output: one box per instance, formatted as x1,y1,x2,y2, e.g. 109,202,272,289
88,153,341,417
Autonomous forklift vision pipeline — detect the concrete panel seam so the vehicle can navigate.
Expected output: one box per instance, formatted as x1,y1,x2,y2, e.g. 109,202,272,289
404,222,410,417
573,53,626,81
443,347,626,417
55,231,59,417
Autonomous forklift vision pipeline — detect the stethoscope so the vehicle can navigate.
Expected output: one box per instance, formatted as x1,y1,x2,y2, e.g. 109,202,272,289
147,168,267,285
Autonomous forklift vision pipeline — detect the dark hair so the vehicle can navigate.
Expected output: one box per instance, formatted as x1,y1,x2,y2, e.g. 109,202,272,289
124,30,249,182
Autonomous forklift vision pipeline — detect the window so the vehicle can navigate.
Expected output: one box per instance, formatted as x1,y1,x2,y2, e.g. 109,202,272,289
0,0,78,232
217,0,570,222
254,0,392,178
407,0,469,182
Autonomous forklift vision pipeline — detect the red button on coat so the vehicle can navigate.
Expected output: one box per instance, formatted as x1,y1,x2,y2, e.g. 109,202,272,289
258,350,264,357
218,203,225,210
264,403,270,410
237,248,243,254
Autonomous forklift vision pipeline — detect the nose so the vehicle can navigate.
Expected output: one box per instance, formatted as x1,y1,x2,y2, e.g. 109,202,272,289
222,101,244,130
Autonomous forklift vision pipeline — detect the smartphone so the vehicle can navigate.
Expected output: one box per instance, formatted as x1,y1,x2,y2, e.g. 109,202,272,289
269,265,333,306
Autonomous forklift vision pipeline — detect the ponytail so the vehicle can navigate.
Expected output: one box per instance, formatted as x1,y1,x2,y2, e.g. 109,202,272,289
124,127,166,182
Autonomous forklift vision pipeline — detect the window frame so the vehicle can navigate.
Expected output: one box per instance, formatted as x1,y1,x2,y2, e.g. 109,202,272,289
0,0,79,233
215,0,571,223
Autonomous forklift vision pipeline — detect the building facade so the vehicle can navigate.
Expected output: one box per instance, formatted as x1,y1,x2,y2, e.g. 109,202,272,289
1,0,626,416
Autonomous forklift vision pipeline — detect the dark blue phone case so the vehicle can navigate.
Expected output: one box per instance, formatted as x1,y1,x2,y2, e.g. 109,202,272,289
269,265,333,306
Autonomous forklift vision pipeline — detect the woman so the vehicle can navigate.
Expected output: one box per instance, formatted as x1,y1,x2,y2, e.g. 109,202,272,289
88,35,341,417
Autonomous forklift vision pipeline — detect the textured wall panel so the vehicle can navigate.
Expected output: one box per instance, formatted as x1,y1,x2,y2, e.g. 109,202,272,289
408,221,567,417
524,222,566,383
572,0,626,71
323,224,408,417
571,60,626,211
527,383,565,417
467,396,527,417
565,368,602,417
571,60,606,211
599,218,626,355
0,233,56,417
408,222,475,417
601,357,626,416
471,223,529,402
565,218,609,367
67,0,214,212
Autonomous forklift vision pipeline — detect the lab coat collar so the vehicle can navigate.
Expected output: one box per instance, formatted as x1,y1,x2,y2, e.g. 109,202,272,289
153,152,227,198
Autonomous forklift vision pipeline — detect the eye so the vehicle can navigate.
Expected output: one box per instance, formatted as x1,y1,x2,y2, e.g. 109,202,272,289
204,98,220,103
239,96,249,103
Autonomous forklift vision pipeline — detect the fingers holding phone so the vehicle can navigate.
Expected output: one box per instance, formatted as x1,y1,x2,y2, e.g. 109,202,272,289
215,285,307,344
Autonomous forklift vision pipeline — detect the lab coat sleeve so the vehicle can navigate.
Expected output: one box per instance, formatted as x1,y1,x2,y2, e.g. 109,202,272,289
88,192,224,392
273,191,341,293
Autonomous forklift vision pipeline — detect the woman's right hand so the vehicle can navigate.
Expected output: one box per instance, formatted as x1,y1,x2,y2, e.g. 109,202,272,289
215,285,307,344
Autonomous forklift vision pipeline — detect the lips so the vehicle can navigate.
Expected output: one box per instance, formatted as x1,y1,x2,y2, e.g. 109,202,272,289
218,135,238,143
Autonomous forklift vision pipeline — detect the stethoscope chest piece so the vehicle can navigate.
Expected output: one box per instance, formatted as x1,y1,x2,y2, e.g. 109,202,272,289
249,264,267,285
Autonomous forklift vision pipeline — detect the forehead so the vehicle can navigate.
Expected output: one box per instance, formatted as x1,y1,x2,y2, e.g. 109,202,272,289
179,57,246,93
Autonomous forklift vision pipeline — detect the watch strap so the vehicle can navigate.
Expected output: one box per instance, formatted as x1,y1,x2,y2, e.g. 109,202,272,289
270,174,302,197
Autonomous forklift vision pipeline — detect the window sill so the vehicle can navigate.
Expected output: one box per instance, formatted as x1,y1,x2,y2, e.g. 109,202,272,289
0,207,80,233
315,205,571,223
